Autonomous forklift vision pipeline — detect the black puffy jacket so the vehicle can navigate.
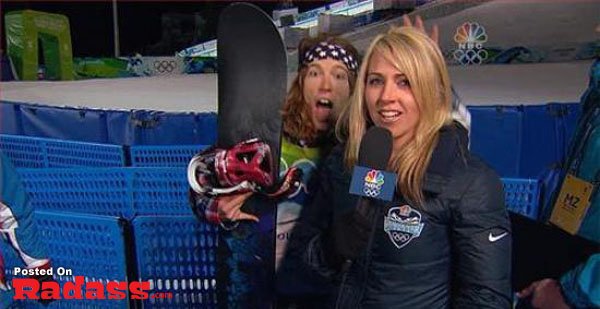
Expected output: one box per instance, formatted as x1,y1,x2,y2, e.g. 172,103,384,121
290,125,512,308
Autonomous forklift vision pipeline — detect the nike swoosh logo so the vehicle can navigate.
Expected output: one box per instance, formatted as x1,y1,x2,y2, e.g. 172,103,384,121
488,232,508,242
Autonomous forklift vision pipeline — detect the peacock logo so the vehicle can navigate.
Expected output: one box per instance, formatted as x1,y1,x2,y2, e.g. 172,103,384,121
364,170,384,186
363,170,385,197
453,22,488,65
454,22,487,48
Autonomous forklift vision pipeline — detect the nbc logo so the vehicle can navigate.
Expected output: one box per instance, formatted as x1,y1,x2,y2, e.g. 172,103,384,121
363,170,384,197
453,22,488,65
365,170,384,186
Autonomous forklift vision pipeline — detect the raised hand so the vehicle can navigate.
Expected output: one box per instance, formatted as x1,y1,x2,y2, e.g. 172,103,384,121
403,14,439,46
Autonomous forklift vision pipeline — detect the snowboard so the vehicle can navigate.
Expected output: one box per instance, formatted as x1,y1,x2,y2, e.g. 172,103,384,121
216,3,287,308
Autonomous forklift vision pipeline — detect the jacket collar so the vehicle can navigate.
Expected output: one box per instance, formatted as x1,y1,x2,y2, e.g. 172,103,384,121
422,122,469,195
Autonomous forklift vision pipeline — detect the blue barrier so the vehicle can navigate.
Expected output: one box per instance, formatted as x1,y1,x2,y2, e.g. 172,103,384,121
502,177,541,220
16,163,542,221
131,168,190,216
0,102,20,134
470,106,523,177
17,167,191,218
132,216,218,308
1,100,581,174
18,168,135,218
0,134,126,168
521,105,563,178
130,145,207,167
2,211,128,308
470,103,580,178
20,104,110,143
520,104,582,178
0,101,218,146
112,110,217,146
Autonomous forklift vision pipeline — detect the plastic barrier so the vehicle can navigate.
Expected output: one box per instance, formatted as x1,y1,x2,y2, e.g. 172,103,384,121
0,134,126,168
18,168,135,218
16,162,541,221
131,168,190,216
130,145,207,167
502,177,540,220
2,100,580,168
1,211,128,308
17,167,191,218
132,216,218,308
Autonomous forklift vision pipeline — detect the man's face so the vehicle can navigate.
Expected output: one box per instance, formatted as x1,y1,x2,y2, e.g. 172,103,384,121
302,58,351,132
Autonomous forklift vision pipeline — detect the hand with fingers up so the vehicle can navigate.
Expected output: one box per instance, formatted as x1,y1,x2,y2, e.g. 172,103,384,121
402,14,439,46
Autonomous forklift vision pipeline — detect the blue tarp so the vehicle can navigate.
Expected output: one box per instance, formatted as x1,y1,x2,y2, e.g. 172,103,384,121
0,101,217,145
470,103,581,178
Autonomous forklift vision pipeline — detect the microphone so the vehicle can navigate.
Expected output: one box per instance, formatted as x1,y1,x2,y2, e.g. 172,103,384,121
349,126,396,201
329,126,396,267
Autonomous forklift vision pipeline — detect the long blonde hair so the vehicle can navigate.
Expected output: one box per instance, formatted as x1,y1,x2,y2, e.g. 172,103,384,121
336,27,453,205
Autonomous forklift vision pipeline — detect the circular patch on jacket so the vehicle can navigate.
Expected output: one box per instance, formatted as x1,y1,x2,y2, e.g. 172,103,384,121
383,205,425,249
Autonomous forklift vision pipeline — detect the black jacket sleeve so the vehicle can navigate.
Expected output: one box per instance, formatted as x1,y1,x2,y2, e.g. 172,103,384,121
288,145,372,280
451,165,513,309
292,155,339,279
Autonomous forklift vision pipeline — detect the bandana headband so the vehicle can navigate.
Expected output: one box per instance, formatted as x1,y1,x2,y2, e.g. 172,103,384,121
301,41,358,73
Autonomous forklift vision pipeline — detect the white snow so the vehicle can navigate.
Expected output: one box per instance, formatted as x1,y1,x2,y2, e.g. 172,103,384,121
1,0,597,112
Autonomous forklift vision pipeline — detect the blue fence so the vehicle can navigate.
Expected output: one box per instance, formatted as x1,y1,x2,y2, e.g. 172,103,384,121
0,134,126,168
0,100,584,307
1,211,128,308
132,216,218,308
130,145,207,167
17,167,191,219
1,100,581,177
503,178,541,220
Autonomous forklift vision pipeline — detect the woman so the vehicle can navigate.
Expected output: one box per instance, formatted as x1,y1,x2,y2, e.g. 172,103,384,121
297,26,512,308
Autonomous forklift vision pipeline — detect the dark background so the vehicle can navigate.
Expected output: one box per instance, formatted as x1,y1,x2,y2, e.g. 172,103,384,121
1,1,330,57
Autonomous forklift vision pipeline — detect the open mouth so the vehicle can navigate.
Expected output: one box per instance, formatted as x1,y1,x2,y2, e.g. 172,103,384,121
313,99,334,129
316,99,333,109
378,110,402,122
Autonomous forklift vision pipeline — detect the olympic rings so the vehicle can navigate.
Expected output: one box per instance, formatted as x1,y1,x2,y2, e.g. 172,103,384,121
153,60,177,73
453,48,488,65
363,187,381,197
392,233,410,242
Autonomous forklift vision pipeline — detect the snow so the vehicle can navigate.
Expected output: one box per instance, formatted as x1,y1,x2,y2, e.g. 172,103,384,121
1,0,597,112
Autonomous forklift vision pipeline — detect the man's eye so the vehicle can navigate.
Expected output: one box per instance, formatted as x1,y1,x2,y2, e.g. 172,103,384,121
335,73,346,80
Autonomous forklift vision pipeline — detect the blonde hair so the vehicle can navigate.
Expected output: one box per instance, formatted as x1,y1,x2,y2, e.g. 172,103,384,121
336,26,453,205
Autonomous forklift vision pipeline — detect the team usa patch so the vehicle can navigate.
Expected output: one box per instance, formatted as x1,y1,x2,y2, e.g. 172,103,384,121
383,205,425,249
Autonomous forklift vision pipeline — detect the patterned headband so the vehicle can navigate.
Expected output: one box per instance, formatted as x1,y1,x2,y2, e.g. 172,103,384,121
301,41,359,73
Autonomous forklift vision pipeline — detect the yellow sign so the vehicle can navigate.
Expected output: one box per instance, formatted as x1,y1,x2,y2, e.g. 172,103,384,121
550,174,594,234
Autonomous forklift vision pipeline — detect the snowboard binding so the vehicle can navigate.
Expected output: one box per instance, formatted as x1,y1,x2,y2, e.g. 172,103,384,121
188,138,302,198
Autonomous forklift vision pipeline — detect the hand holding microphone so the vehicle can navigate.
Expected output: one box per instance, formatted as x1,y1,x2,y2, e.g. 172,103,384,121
327,126,395,264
